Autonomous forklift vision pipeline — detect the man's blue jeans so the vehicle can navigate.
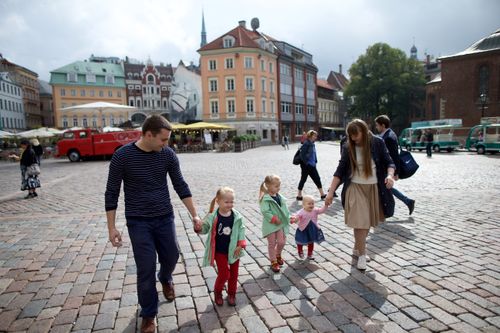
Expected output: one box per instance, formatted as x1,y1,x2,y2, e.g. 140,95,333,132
392,187,411,206
127,213,179,317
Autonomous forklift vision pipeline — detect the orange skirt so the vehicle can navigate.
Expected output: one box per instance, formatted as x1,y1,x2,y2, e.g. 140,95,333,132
344,183,385,229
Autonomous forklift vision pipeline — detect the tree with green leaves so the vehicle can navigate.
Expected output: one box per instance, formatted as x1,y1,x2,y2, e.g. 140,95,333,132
344,43,426,132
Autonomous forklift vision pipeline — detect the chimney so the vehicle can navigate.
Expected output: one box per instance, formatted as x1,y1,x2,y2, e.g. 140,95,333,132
238,20,246,28
339,64,342,74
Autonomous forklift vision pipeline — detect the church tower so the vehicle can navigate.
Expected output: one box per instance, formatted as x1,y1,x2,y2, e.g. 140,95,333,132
200,10,207,48
410,38,418,60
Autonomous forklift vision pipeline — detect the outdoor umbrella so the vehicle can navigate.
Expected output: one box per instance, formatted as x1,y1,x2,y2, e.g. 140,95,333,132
183,122,234,130
17,127,64,138
60,102,137,127
103,126,124,132
0,130,14,139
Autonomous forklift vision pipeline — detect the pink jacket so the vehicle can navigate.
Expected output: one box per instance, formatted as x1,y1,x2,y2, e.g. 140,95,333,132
293,206,328,231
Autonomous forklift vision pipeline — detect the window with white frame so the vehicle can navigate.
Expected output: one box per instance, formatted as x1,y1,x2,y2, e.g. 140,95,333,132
261,78,266,93
71,89,76,96
294,68,304,80
244,57,253,69
209,60,217,71
269,62,274,73
80,89,86,97
295,104,304,114
86,73,96,83
280,63,291,76
83,116,88,127
60,88,66,96
246,98,254,113
90,90,95,97
67,72,77,82
306,72,315,83
307,105,314,115
92,116,97,128
226,99,235,115
281,102,292,113
105,74,115,84
225,58,234,69
63,116,68,128
270,100,275,114
209,78,218,92
73,116,78,127
210,99,219,115
261,99,266,114
245,77,254,91
270,81,275,94
223,36,235,48
226,77,235,91
260,60,265,71
108,90,113,97
99,90,104,97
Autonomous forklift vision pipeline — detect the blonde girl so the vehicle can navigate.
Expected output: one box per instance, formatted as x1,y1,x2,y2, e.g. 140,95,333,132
259,175,291,273
197,187,246,306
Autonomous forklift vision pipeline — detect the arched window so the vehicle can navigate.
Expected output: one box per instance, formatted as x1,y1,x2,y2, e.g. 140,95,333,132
479,64,489,95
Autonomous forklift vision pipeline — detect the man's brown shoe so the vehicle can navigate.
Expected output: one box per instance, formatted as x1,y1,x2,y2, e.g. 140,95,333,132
140,317,155,333
162,282,175,302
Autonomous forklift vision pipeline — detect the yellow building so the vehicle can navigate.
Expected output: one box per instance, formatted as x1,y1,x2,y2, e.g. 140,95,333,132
198,20,279,143
50,60,127,128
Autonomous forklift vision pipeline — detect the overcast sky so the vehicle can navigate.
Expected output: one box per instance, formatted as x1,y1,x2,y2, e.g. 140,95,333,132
0,0,498,82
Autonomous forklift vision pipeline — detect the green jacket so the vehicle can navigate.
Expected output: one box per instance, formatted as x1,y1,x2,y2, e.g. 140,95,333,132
200,208,246,266
259,193,290,237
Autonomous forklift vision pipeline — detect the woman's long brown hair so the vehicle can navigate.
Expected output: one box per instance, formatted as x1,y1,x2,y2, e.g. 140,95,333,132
346,119,373,178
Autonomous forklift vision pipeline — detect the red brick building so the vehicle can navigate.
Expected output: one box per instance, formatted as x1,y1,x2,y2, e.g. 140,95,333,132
431,29,500,128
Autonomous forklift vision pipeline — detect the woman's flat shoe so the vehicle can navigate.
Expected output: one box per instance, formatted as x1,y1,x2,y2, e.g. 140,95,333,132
296,196,303,201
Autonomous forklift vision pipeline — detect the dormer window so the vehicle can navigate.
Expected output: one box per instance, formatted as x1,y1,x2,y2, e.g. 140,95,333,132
67,72,77,82
223,35,235,48
105,74,115,84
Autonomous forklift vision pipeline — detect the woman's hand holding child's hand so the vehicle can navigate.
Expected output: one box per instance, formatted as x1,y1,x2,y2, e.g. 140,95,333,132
290,215,297,224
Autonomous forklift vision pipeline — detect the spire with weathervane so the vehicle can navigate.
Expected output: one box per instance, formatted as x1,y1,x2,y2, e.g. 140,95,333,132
200,10,207,48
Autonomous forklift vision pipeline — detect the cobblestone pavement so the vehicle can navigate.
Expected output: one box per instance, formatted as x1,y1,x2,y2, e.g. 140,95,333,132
0,142,499,333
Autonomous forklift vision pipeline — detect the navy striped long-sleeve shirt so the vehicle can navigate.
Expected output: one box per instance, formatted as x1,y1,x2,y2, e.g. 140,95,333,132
105,142,192,218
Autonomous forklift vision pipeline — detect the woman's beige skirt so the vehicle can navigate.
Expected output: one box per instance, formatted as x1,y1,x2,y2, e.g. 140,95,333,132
345,183,385,229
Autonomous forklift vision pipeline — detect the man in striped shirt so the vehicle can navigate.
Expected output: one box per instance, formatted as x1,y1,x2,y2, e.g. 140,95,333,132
105,115,202,333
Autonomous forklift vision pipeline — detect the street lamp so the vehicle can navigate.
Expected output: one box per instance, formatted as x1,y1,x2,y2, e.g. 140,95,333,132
479,93,487,118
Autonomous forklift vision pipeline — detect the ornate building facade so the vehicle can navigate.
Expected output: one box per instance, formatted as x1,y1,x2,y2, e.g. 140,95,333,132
124,58,174,124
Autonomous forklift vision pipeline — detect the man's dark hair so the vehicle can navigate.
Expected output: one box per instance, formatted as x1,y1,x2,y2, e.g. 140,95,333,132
20,139,30,146
375,115,391,128
142,115,172,135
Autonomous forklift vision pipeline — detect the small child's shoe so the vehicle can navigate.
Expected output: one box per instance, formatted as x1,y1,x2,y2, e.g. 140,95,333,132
276,256,284,266
227,294,236,306
353,249,371,262
298,253,305,260
307,255,315,261
214,292,223,306
271,260,280,273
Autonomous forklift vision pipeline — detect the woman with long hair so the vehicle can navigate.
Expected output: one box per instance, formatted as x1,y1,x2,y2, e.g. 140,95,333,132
324,119,395,270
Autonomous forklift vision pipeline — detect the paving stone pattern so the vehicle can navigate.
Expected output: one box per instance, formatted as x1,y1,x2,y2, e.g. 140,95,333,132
0,142,499,332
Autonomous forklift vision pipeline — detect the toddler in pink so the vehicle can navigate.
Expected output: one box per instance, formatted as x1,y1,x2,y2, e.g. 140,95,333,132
291,195,329,260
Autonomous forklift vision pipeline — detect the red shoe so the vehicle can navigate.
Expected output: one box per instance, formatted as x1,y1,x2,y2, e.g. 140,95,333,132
227,294,236,306
276,256,285,266
271,260,280,273
214,291,223,306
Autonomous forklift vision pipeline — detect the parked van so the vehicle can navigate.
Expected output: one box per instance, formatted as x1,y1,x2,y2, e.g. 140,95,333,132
399,125,460,152
465,123,500,154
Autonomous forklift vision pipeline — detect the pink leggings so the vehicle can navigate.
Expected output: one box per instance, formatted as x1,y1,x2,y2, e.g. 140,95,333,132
267,229,286,261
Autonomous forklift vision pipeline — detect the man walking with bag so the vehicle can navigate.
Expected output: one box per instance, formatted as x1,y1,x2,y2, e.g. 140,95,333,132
375,115,415,215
